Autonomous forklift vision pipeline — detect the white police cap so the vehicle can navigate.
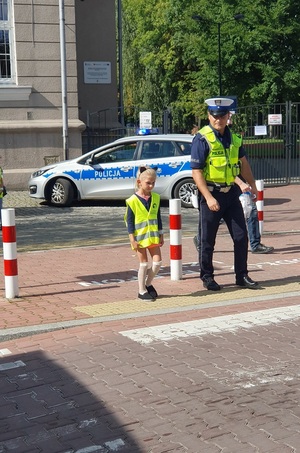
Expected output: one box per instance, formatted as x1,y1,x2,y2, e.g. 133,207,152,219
205,97,234,116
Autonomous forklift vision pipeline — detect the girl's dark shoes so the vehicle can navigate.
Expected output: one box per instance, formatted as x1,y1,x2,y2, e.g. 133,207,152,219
138,292,155,301
138,284,158,300
146,285,158,298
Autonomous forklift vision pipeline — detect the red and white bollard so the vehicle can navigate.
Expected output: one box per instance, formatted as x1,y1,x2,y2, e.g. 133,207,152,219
256,179,264,236
169,199,182,280
2,208,19,298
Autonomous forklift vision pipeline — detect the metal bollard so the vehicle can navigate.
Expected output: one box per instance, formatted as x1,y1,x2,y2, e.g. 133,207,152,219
169,199,182,280
2,208,19,298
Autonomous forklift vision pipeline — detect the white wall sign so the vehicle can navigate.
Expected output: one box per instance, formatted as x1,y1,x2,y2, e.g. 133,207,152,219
268,114,282,125
84,61,111,84
254,125,267,136
139,111,152,129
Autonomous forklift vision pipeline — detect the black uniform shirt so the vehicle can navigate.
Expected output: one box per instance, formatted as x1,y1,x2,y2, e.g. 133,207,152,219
190,125,246,170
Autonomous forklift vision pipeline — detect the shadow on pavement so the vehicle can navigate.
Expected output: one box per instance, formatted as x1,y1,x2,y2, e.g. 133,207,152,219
0,350,142,452
264,197,291,206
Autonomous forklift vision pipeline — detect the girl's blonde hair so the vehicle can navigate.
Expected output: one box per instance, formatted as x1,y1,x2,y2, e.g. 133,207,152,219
135,166,157,191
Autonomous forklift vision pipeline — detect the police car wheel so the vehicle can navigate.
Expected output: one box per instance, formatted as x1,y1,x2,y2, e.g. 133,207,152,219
173,178,196,208
50,178,74,207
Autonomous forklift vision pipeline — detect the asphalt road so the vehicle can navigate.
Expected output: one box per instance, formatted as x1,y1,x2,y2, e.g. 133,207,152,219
3,191,199,252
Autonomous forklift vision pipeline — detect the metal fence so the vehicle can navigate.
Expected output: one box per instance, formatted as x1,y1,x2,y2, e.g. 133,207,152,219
82,106,171,154
82,102,300,186
232,101,300,185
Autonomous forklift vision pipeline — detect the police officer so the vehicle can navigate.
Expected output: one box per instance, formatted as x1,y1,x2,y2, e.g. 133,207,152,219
191,97,259,291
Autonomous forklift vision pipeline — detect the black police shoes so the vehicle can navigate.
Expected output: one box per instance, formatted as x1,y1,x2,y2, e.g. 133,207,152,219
203,277,221,291
252,244,274,254
236,274,259,289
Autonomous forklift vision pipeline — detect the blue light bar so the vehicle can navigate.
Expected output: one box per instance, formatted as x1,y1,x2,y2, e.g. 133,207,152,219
136,128,159,135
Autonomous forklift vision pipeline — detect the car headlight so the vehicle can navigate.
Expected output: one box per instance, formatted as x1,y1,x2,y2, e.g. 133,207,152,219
32,167,55,178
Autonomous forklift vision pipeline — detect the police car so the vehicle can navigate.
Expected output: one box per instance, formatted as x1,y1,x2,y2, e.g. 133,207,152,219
28,132,195,208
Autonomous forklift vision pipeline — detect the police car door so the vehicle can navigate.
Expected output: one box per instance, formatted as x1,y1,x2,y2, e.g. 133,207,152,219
78,141,138,199
138,140,187,194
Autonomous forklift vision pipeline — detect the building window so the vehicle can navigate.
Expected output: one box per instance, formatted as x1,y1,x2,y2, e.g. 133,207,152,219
0,0,14,82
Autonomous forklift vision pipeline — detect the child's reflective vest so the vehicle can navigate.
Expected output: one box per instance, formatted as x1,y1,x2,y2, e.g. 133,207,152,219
199,125,242,185
124,192,160,248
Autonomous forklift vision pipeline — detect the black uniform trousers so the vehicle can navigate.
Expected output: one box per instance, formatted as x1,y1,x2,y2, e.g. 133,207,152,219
199,184,248,281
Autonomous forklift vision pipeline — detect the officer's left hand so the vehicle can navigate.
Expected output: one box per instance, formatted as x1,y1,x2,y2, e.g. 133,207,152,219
240,181,251,193
251,187,258,200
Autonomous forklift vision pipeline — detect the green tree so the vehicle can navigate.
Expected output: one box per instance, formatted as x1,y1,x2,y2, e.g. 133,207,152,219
121,0,300,130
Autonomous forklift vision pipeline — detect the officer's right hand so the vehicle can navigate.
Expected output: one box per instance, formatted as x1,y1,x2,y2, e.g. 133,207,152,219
207,196,220,211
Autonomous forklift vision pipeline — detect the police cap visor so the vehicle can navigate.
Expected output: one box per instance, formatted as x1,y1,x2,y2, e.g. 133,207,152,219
208,109,229,117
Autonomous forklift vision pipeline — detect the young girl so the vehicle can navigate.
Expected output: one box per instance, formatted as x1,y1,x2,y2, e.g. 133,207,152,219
124,166,164,300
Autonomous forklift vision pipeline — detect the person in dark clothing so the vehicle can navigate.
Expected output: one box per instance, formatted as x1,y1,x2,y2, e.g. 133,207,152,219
191,97,259,291
193,179,274,255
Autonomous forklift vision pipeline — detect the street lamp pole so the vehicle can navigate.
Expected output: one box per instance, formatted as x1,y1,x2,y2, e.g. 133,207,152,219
217,23,222,96
192,13,244,96
117,0,125,128
59,0,68,161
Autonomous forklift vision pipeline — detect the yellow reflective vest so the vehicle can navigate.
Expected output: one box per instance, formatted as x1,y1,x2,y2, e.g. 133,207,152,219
199,125,242,185
124,192,160,248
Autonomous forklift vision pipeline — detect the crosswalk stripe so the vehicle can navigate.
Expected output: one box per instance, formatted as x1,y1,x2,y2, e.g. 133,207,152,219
119,304,300,344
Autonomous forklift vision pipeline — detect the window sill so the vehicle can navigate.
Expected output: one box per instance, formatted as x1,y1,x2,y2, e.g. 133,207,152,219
0,85,32,101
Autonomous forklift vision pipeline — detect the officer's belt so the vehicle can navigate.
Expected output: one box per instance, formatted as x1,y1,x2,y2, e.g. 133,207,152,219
207,184,233,193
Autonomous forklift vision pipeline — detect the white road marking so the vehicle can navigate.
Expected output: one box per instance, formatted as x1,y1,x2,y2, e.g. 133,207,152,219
0,348,12,356
77,258,300,286
230,367,295,389
105,439,126,451
78,418,98,429
64,438,126,452
120,304,300,344
0,360,26,371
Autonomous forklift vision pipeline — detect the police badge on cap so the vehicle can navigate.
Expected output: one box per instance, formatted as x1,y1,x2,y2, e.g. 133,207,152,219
205,97,234,116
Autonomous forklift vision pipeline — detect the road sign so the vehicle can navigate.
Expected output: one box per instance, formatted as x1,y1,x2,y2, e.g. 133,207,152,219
268,114,282,125
139,111,152,129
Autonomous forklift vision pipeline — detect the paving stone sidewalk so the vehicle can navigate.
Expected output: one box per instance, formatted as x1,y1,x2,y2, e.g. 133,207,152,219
0,185,299,452
0,185,299,335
